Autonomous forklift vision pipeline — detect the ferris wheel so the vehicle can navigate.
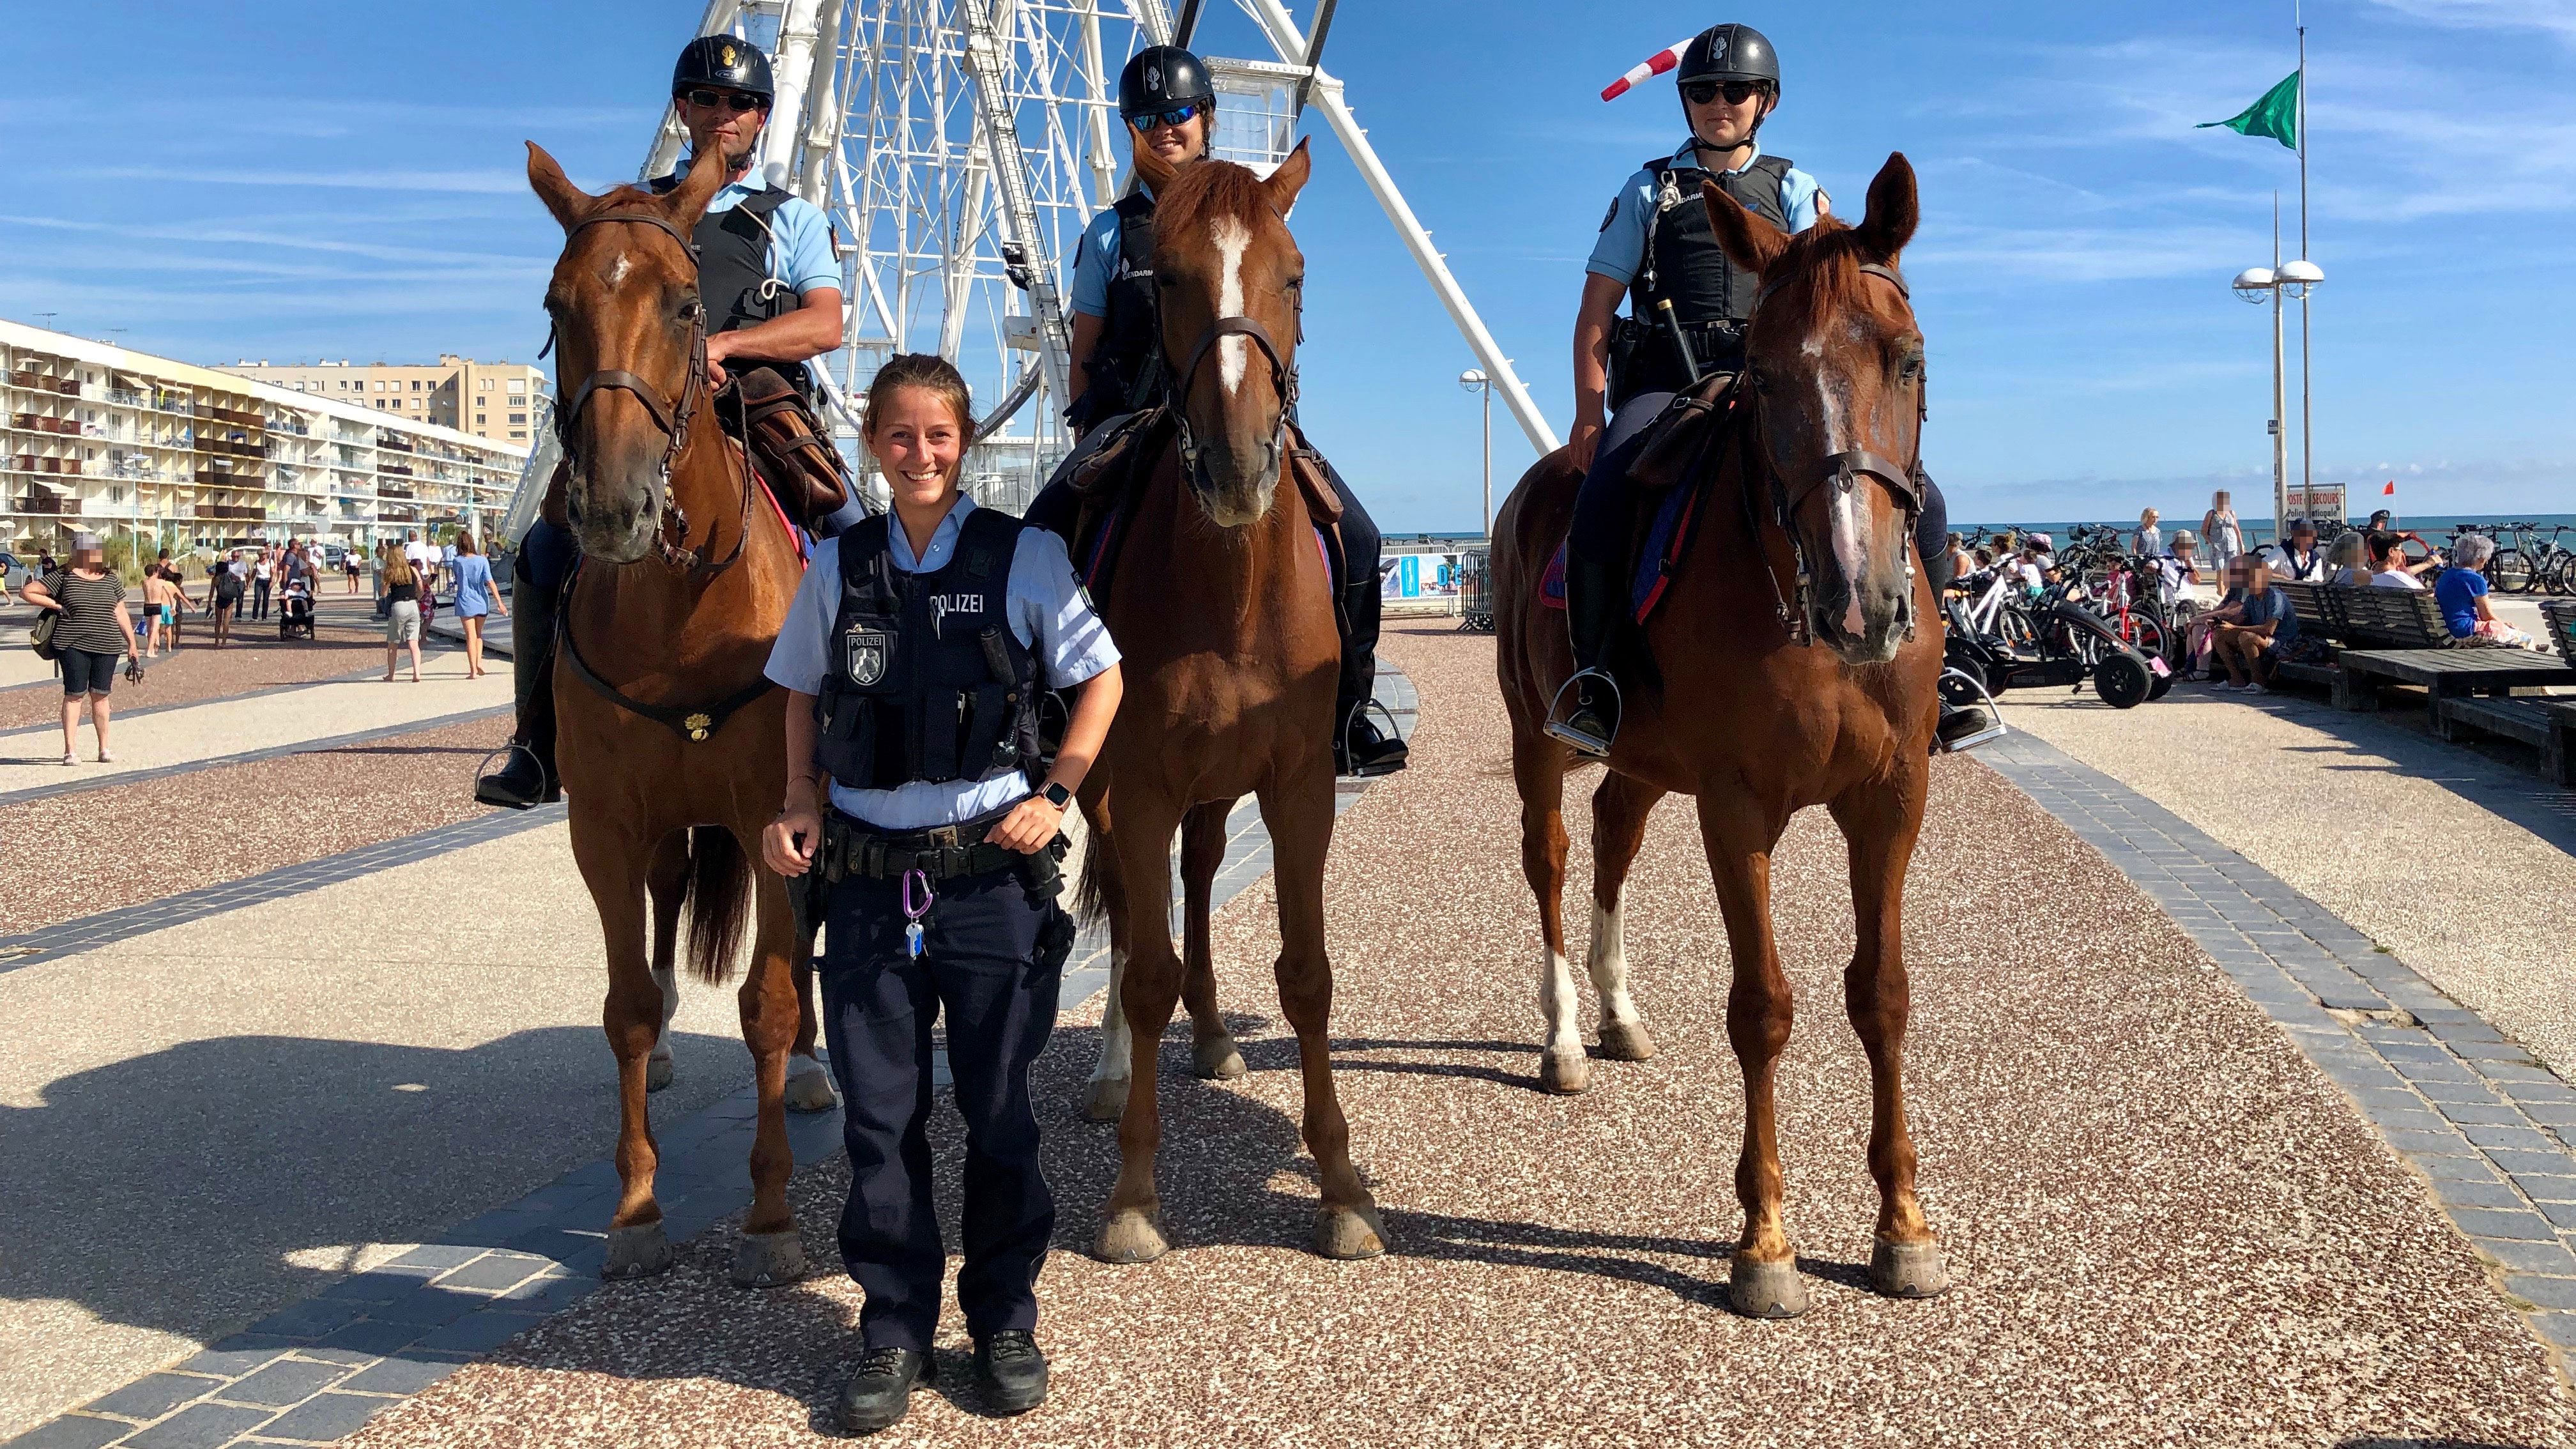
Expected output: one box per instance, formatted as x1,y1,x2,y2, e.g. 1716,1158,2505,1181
638,0,1552,511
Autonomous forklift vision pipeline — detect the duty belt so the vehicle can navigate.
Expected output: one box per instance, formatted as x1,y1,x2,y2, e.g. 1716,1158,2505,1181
819,809,1065,887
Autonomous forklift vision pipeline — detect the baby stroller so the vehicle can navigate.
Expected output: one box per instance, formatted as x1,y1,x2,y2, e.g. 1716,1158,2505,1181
277,579,316,640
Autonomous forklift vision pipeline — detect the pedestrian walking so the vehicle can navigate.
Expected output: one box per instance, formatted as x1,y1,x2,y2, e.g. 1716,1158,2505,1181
141,564,179,657
2202,489,2244,565
2133,508,2162,558
344,546,364,595
379,551,425,682
208,551,245,648
23,532,140,765
448,533,505,679
251,548,275,620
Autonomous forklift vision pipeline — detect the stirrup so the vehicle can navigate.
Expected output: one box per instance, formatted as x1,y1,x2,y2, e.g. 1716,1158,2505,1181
1543,669,1620,758
471,739,560,809
1337,696,1409,779
1935,667,2007,755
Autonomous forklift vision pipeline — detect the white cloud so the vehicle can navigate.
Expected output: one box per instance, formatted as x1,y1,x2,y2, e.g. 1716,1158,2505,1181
2358,0,2576,39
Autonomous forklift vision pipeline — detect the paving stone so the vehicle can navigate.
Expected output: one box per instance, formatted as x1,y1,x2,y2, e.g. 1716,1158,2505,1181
314,1266,439,1303
172,1344,288,1380
2504,1275,2576,1312
2465,1124,2561,1153
2511,1174,2576,1202
386,1243,482,1271
253,1393,395,1445
369,1286,486,1326
2450,1207,2559,1241
0,1416,130,1449
288,1347,377,1367
410,1309,549,1355
81,1372,219,1420
335,1355,464,1397
245,1296,366,1340
123,1402,275,1449
2517,1101,2576,1130
310,1319,427,1356
2472,1236,2576,1275
429,1253,552,1294
220,1356,351,1407
2407,1151,2500,1181
494,1272,597,1312
2488,1147,2576,1177
2451,1039,2541,1064
2438,1101,2541,1127
2527,1312,2576,1351
2434,1177,2527,1211
2407,1075,2499,1105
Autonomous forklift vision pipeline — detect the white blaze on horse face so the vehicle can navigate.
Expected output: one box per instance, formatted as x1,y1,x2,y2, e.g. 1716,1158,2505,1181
1210,214,1253,395
606,254,632,288
1811,362,1874,636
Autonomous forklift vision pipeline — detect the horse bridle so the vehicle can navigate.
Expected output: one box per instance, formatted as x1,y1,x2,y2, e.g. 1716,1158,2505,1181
549,208,751,578
1742,259,1928,647
1160,275,1302,498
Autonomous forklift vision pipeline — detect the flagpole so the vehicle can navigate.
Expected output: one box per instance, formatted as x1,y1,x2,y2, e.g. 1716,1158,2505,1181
2271,194,2288,541
2297,4,2315,523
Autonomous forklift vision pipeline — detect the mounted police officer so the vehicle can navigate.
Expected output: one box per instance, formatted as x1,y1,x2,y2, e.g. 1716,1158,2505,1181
1025,43,1407,779
1551,23,1986,756
476,34,854,810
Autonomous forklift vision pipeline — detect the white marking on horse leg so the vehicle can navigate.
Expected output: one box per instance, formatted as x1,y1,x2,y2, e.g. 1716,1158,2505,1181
1586,889,1642,1028
1210,215,1252,394
1540,946,1584,1057
1089,948,1132,1087
649,965,678,1062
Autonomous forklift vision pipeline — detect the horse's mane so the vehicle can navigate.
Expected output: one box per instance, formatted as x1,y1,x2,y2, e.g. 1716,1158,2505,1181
1154,160,1271,246
1763,216,1898,331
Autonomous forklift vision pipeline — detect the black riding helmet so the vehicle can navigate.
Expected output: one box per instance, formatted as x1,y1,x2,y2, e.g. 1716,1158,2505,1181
1118,45,1216,121
1678,22,1780,89
673,34,774,101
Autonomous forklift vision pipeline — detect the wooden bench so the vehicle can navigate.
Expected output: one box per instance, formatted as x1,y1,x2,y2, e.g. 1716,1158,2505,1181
2432,694,2576,785
2331,585,2452,650
2273,579,2339,640
2541,599,2576,659
2334,646,2576,711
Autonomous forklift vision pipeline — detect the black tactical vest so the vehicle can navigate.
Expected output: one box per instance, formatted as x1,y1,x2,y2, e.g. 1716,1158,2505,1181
812,508,1046,792
1077,190,1165,425
652,169,808,392
1613,153,1793,401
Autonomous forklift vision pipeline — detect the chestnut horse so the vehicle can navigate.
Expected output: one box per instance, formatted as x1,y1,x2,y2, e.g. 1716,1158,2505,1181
526,142,831,1287
1495,155,1946,1318
1072,140,1386,1263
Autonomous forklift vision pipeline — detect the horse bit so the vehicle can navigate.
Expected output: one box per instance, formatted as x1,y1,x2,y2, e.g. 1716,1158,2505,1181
1744,259,1929,647
548,209,751,578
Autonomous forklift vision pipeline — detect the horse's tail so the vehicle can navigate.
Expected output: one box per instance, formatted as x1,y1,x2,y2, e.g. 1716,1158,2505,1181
682,825,755,985
1073,822,1112,928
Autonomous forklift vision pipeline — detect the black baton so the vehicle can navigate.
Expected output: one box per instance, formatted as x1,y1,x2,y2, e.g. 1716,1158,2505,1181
1657,299,1703,388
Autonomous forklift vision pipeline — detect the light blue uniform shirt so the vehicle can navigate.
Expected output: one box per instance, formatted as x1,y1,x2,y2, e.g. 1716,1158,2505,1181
680,167,845,298
1586,142,1821,288
763,495,1121,829
1069,186,1152,319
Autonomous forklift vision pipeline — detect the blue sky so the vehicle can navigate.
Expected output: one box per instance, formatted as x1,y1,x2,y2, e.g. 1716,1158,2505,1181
4,1,2569,529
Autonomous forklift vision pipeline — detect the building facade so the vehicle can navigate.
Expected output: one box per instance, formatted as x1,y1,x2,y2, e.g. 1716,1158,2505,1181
3,320,533,556
217,355,549,445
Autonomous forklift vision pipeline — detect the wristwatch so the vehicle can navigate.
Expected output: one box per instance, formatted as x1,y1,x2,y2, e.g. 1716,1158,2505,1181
1041,781,1073,809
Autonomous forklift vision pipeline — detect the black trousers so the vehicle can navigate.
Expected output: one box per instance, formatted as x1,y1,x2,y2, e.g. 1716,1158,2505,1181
252,579,272,618
818,862,1070,1351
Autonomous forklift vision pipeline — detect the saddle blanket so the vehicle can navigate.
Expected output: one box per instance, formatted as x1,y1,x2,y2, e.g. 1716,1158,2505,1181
1539,477,1707,625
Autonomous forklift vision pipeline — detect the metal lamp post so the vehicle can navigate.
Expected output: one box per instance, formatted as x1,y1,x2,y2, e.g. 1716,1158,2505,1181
1459,367,1491,540
2230,261,2288,537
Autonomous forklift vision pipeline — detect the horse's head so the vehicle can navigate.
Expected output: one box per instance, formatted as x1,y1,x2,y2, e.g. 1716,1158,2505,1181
1136,139,1311,527
1704,153,1926,665
526,142,726,564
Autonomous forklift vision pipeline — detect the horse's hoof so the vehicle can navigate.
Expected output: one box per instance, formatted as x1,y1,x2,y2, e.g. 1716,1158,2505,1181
1728,1254,1809,1319
1596,1020,1658,1062
1095,1209,1169,1265
1191,1036,1248,1080
645,1054,673,1093
1538,1048,1591,1094
602,1222,674,1281
730,1229,807,1289
1079,1077,1129,1123
1870,1238,1950,1299
1314,1204,1388,1261
783,1059,838,1114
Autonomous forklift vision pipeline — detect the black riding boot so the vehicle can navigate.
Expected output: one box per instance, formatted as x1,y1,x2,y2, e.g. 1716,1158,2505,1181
1547,556,1626,757
473,549,560,809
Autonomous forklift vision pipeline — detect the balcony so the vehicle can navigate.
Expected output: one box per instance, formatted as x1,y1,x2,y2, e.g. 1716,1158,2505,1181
194,468,263,486
194,436,264,459
200,404,264,429
378,484,415,500
200,503,268,522
12,495,65,514
379,462,414,477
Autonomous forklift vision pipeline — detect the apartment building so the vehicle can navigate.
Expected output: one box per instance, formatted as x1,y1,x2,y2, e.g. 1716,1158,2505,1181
218,355,549,444
3,319,532,556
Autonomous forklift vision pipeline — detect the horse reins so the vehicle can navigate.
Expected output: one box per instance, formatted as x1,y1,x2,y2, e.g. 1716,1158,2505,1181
1159,252,1303,496
1741,259,1929,647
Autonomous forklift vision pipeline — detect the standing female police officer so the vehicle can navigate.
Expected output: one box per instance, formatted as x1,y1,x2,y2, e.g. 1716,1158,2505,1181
1029,44,1406,778
1552,23,1984,755
762,354,1124,1434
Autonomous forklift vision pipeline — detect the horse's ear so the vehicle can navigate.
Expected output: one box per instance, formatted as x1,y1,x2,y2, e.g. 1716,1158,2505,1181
1853,152,1919,263
1262,137,1313,213
1698,178,1788,277
664,143,730,229
526,142,593,233
1131,134,1181,197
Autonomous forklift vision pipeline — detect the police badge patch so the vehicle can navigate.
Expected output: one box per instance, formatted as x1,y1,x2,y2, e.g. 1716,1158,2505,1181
845,631,890,687
1599,197,1618,233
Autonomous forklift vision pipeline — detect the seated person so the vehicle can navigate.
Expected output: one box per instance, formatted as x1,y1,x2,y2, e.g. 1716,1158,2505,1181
2207,557,2297,691
2366,532,2425,591
2153,530,2202,604
2271,518,2327,582
2435,536,2534,646
2325,531,2372,588
2010,548,2046,598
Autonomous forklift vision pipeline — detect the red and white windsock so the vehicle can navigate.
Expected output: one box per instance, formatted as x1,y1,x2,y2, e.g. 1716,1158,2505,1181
1600,38,1694,102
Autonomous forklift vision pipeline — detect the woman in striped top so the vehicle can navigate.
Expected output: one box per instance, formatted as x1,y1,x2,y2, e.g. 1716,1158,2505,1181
22,532,139,766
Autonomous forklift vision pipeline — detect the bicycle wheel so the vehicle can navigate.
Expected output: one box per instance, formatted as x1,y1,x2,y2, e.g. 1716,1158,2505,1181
1998,606,2041,657
2490,548,2534,594
2117,611,2167,661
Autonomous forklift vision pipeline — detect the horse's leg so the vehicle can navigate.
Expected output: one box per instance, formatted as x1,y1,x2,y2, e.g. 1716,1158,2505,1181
731,847,809,1288
1099,795,1184,1264
1080,817,1135,1123
783,877,836,1112
1180,798,1246,1080
1694,792,1805,1319
569,811,675,1280
1587,770,1664,1062
1259,765,1386,1260
645,834,687,1092
1831,765,1949,1299
1512,717,1585,1093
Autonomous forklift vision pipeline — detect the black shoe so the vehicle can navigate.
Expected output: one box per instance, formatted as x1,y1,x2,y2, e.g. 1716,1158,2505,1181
1935,702,2000,753
1336,713,1409,778
1545,670,1620,758
974,1330,1049,1415
836,1346,931,1435
473,740,558,809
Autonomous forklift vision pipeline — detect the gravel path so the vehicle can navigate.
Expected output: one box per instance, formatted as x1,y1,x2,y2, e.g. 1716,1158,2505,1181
2002,683,2576,1083
0,592,440,729
333,627,2568,1448
0,713,510,935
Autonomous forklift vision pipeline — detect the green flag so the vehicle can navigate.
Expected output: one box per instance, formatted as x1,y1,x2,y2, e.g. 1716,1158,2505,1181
2198,70,2300,150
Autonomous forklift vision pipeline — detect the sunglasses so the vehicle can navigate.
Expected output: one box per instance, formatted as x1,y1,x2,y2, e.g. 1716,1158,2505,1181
1130,103,1202,132
683,88,765,114
1682,80,1767,106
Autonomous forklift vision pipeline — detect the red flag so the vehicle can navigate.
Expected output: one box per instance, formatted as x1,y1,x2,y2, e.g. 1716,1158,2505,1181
2382,481,2396,495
